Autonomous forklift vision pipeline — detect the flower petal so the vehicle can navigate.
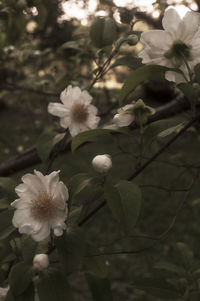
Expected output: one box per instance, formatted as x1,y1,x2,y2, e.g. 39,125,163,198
48,102,69,117
140,30,172,52
162,8,181,35
52,181,69,209
31,222,50,241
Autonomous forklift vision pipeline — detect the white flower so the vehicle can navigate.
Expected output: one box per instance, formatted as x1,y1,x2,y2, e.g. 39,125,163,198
113,99,155,127
0,287,9,301
92,154,112,173
139,7,200,83
11,170,69,241
48,85,100,136
113,103,135,127
33,254,49,271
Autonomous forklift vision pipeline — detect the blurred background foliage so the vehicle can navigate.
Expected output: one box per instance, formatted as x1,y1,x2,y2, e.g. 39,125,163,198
1,0,200,300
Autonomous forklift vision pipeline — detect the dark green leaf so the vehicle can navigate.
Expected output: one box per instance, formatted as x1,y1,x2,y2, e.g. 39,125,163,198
90,17,117,48
9,262,33,296
119,65,182,104
36,130,65,162
86,273,113,301
194,63,200,83
71,129,113,151
104,180,141,233
0,210,15,240
21,236,38,264
174,242,194,271
55,228,86,275
84,244,108,278
154,261,186,275
133,278,180,299
37,269,74,301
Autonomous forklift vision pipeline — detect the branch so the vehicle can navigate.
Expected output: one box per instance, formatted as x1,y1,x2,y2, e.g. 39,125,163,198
78,113,199,226
0,95,198,177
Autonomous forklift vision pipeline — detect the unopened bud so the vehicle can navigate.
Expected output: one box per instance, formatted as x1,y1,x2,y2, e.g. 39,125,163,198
92,154,112,173
33,254,49,271
127,34,139,46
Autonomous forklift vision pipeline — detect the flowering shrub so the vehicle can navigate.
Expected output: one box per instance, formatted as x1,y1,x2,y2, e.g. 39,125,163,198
1,1,200,301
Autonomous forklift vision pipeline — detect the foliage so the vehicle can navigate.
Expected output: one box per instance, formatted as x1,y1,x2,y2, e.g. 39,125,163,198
1,1,200,301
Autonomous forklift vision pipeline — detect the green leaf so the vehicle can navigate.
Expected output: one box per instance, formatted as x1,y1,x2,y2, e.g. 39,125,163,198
8,284,35,301
21,236,38,264
55,228,86,275
174,242,194,271
90,17,117,48
133,278,180,299
110,55,142,70
119,65,182,104
154,261,186,275
104,180,141,233
84,243,108,278
0,177,17,199
158,123,185,138
86,273,114,301
37,270,74,301
9,262,33,296
177,83,197,104
36,130,65,162
194,63,200,83
0,210,15,240
71,129,113,151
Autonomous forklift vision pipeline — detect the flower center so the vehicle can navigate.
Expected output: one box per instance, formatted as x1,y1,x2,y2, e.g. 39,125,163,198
31,192,58,221
71,103,88,123
164,40,191,68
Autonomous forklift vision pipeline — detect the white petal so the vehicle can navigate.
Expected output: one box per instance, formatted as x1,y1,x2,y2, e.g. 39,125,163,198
12,208,31,227
60,85,73,106
11,198,31,209
179,11,200,42
86,115,100,129
80,90,92,104
48,102,69,117
60,116,71,129
53,182,68,208
113,113,134,127
71,86,82,101
31,223,50,241
34,170,60,195
68,123,82,136
87,104,98,115
21,173,43,195
162,8,181,35
140,30,172,52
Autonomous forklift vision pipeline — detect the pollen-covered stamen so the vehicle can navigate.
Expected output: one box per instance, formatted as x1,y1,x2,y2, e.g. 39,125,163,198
164,40,192,68
31,192,58,221
71,103,89,123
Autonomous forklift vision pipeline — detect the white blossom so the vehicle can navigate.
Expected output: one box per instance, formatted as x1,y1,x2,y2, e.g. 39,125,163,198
92,154,112,173
33,254,49,271
11,170,68,241
139,7,200,83
0,287,9,301
113,99,155,127
48,85,100,136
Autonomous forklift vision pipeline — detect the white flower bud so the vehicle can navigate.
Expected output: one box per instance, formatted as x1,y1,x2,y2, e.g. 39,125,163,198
33,254,49,271
92,154,112,173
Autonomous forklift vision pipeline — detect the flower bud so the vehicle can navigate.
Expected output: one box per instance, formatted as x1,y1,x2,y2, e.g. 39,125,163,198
33,254,49,271
92,154,112,173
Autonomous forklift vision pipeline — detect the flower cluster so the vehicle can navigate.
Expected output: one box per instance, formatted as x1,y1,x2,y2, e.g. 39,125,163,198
139,7,200,83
